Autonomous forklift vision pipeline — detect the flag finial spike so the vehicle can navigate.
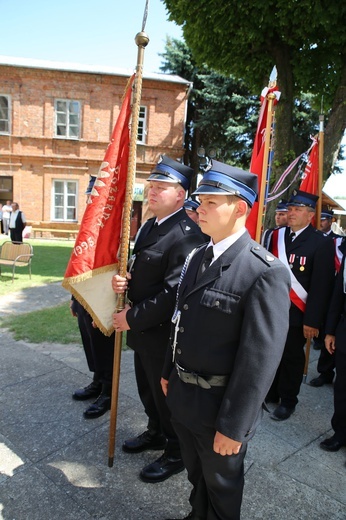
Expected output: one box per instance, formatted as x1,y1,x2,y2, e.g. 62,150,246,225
269,66,277,87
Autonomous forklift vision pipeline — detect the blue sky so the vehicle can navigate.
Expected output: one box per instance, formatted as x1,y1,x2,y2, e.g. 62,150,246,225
1,0,182,73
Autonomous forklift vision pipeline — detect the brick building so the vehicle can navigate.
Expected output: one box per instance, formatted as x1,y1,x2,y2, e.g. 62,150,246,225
0,56,191,238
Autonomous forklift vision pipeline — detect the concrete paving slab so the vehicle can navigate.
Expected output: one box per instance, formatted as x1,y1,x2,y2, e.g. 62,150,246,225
242,464,346,519
278,449,346,505
0,282,345,520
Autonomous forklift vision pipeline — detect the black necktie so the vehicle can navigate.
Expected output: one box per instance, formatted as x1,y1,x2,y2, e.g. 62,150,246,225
197,246,214,280
289,232,296,243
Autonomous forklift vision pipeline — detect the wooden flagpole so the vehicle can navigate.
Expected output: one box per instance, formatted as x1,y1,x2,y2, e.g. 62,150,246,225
303,110,324,384
255,73,277,243
316,111,325,225
108,26,149,468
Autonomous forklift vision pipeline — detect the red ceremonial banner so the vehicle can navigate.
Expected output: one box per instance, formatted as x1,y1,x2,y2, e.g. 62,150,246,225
246,86,280,239
62,74,135,335
300,138,319,195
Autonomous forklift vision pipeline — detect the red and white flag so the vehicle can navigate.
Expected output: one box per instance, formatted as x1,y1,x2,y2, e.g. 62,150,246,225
246,85,280,239
62,74,135,335
300,137,319,195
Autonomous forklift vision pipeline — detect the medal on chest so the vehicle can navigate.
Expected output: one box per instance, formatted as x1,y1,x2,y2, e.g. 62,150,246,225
289,254,307,271
299,256,306,271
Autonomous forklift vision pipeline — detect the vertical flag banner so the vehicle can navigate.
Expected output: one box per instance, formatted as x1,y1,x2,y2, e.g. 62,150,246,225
247,81,280,240
62,74,135,335
300,137,319,195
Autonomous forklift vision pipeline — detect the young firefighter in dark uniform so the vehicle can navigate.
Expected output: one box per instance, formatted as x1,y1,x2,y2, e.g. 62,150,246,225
266,190,335,420
112,156,205,483
161,160,291,520
320,250,346,454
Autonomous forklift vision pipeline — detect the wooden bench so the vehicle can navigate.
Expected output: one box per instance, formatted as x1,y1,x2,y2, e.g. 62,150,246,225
31,228,79,240
0,241,34,282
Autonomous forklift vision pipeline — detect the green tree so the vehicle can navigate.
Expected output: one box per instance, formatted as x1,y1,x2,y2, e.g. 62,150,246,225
163,0,346,181
160,37,258,185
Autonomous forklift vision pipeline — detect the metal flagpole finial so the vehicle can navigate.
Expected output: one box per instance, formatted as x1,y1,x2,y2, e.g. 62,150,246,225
269,65,277,87
142,0,149,32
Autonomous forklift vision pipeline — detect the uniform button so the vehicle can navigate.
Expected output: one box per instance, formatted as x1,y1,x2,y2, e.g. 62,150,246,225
179,327,184,333
177,348,182,355
183,304,189,310
214,300,220,307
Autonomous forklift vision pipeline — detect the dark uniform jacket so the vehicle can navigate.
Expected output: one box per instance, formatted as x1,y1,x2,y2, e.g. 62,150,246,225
163,230,291,443
126,209,206,356
268,224,335,328
325,254,346,335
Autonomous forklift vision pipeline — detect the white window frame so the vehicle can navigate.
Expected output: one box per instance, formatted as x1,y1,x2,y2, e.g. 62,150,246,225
0,94,11,134
52,180,78,221
137,105,147,144
54,99,81,139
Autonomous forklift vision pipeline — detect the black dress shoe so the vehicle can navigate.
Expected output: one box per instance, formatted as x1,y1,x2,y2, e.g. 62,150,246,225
270,404,295,421
309,374,334,387
320,435,345,452
72,381,102,401
165,511,205,520
139,453,185,483
83,393,111,419
122,430,167,453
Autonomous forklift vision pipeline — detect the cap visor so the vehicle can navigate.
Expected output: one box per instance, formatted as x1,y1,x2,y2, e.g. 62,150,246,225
147,173,179,183
192,185,238,196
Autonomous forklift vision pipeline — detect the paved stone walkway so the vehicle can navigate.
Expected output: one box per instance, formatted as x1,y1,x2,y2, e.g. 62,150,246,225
0,283,345,519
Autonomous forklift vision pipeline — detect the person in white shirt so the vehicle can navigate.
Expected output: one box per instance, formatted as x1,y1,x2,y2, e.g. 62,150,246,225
2,200,12,235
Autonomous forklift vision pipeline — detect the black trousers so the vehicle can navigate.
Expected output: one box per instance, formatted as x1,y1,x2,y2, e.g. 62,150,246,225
172,418,246,520
75,302,114,386
317,344,335,379
269,326,306,408
134,350,180,457
10,228,23,243
331,316,346,442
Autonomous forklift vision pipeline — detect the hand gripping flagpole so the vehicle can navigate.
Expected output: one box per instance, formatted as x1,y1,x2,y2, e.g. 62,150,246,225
108,28,149,468
255,69,277,243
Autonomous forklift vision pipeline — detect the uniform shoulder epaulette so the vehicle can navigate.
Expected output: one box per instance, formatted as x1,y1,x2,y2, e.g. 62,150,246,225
250,244,277,266
314,229,326,237
179,218,200,235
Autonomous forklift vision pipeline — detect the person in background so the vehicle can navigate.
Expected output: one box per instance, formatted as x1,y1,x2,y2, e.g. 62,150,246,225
261,199,288,249
319,250,346,454
319,207,340,237
0,204,3,234
160,160,291,520
266,190,335,421
71,175,115,419
2,200,12,235
9,202,26,243
112,155,205,484
184,197,200,224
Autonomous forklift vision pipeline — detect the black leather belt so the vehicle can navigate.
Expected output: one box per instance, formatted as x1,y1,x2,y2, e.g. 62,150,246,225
175,363,229,390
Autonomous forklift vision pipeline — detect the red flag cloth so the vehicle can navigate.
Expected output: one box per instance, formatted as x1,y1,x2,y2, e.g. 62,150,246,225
246,86,280,239
300,138,319,194
62,74,135,335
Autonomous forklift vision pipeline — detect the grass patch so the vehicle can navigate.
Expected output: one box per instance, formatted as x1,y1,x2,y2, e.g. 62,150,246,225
0,238,74,296
0,303,81,344
0,237,127,348
0,301,128,349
